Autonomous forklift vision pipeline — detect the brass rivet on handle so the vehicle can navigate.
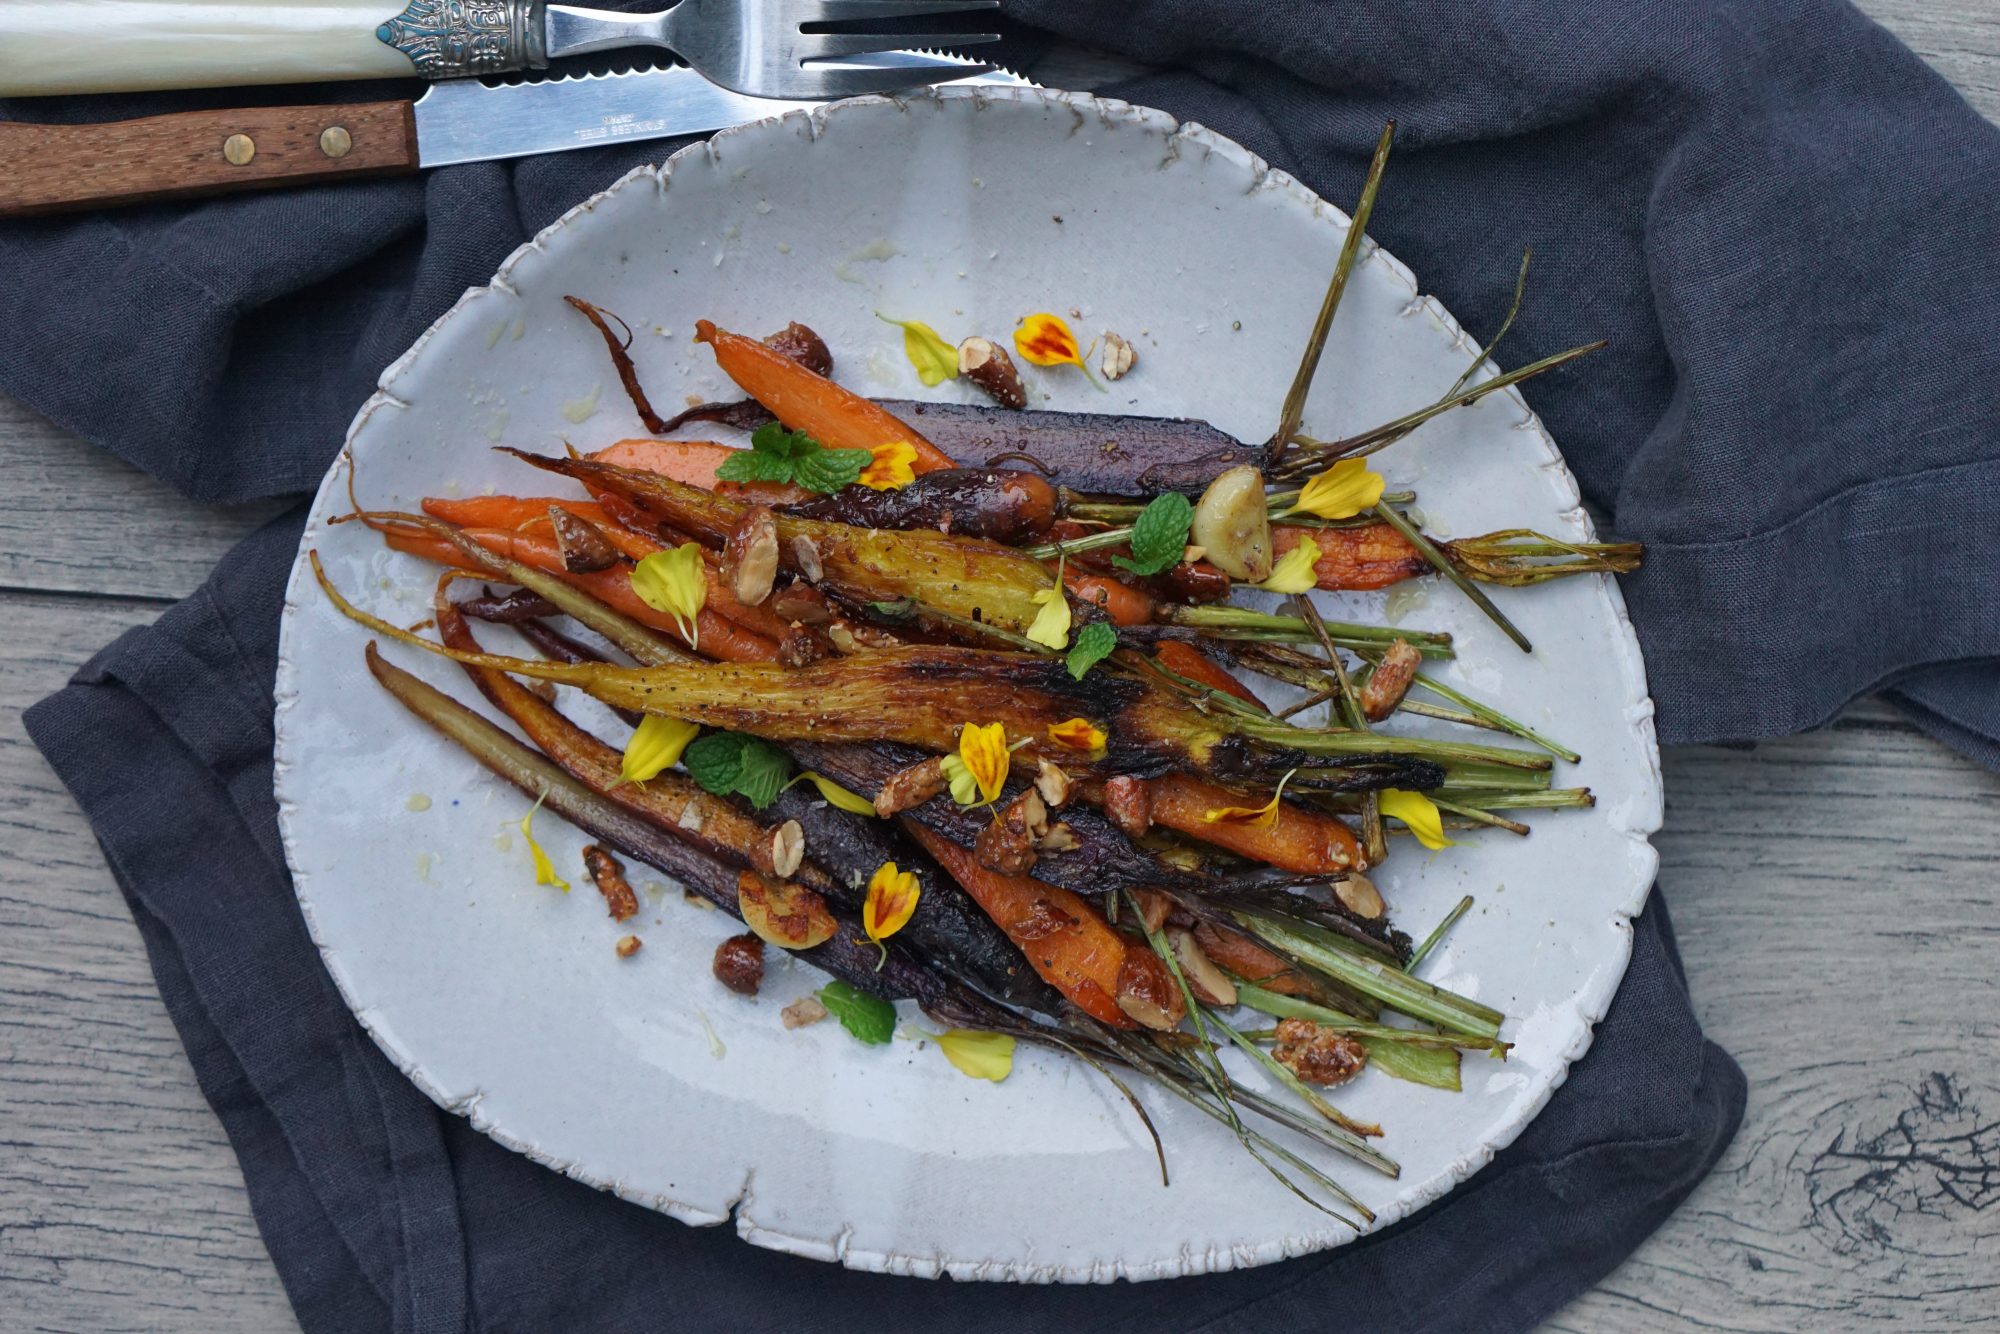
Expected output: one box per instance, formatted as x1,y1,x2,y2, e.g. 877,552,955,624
222,134,256,166
319,126,353,159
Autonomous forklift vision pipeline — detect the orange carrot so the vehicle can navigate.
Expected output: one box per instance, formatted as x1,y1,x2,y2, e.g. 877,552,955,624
421,496,609,531
586,495,797,643
1154,641,1261,706
1064,570,1158,627
1144,772,1362,874
695,320,955,473
590,438,806,505
381,526,780,664
1273,522,1428,592
902,822,1134,1029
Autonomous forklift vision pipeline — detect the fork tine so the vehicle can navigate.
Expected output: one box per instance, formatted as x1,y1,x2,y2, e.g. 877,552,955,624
802,0,1000,19
798,31,1001,61
792,60,998,98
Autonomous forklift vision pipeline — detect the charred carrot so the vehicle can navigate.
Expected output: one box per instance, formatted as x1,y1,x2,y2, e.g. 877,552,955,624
1146,773,1363,874
902,821,1136,1029
1272,522,1428,592
1154,641,1262,706
695,319,956,472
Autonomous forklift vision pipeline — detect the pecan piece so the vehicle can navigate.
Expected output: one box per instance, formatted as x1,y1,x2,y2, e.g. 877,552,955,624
1102,775,1153,840
975,808,1039,875
1099,331,1137,382
723,504,780,607
1360,638,1422,722
776,623,831,667
1168,927,1237,1006
549,505,620,573
763,321,833,376
958,336,1027,409
769,580,836,625
615,934,643,959
1114,949,1186,1031
583,845,638,922
712,933,766,995
873,757,946,817
1273,1019,1367,1086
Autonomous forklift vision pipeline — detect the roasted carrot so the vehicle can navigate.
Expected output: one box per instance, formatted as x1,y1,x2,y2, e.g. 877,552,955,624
590,438,806,505
902,822,1135,1029
1193,922,1329,999
381,526,781,663
1154,641,1262,706
695,320,956,472
421,496,608,531
1064,569,1159,628
1273,522,1428,592
1145,772,1363,874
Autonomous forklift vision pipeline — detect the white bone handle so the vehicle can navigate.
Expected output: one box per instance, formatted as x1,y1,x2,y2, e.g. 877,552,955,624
0,0,544,96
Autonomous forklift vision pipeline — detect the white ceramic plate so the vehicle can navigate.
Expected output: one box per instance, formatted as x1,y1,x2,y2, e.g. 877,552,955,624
274,86,1661,1282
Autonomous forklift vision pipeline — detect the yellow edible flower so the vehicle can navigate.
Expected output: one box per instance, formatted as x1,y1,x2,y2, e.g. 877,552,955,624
630,543,707,648
863,861,922,946
859,439,917,491
1046,717,1107,755
520,793,569,891
1026,584,1072,649
878,314,958,386
1291,459,1387,521
801,771,878,817
935,1028,1015,1082
1256,535,1322,594
1202,768,1297,830
620,715,699,785
1013,311,1094,380
950,722,1010,805
1380,789,1454,850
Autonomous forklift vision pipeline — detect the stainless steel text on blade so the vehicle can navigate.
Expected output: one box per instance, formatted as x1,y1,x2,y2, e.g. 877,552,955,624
412,61,1030,169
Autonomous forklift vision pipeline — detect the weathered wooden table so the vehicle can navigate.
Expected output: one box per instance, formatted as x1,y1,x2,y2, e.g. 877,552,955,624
3,6,1996,1327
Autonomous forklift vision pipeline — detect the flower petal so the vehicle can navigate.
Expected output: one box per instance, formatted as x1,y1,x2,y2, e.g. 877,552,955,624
1013,312,1083,368
1026,586,1073,649
630,543,708,647
1046,717,1107,754
1380,789,1455,849
940,753,981,805
958,722,1011,804
1202,769,1297,830
863,862,922,943
520,795,570,891
1293,459,1387,521
935,1028,1015,1082
879,315,959,386
621,715,700,785
859,440,917,491
1256,535,1322,594
801,771,879,816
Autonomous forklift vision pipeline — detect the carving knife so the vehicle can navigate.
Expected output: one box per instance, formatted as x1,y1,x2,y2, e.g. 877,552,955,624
0,54,1028,217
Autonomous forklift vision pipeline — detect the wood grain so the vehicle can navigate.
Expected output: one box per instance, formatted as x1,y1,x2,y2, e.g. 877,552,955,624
0,99,417,217
0,3,1994,1330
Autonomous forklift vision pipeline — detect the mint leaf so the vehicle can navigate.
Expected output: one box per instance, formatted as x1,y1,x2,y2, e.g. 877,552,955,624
1066,622,1118,680
733,739,793,810
1110,492,1194,577
817,980,896,1045
714,449,795,484
792,447,872,495
682,732,747,795
750,422,817,460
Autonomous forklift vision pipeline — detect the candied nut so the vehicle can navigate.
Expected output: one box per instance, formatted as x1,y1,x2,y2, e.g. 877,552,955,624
1102,775,1153,840
1334,872,1385,921
724,505,780,607
975,810,1038,876
615,934,644,959
1114,950,1185,1031
1131,888,1174,935
548,504,620,573
958,335,1027,409
736,871,837,950
825,619,899,654
1010,898,1079,942
781,996,828,1029
874,757,946,817
769,581,835,625
1034,759,1072,809
712,933,766,995
1168,927,1237,1007
1359,638,1422,722
777,624,831,667
1273,1018,1367,1086
1036,822,1080,853
766,819,805,878
791,535,824,583
1100,331,1137,381
583,845,639,922
762,321,833,376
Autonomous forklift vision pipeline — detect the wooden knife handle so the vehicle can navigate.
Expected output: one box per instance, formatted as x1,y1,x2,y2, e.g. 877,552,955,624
0,101,419,217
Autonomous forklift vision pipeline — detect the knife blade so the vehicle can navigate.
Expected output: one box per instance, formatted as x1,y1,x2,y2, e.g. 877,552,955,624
0,55,1031,217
